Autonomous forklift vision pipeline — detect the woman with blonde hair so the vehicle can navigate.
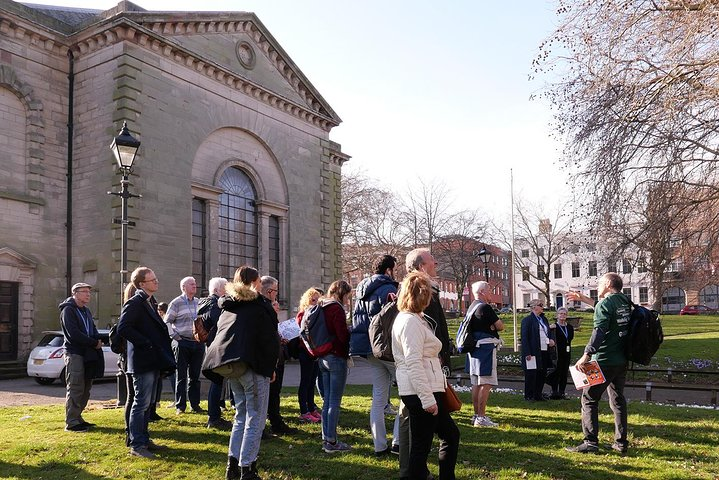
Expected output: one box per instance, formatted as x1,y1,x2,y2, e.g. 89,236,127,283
392,271,459,480
295,287,323,422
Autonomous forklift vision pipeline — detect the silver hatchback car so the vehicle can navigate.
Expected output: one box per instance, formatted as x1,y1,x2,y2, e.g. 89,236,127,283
26,330,120,385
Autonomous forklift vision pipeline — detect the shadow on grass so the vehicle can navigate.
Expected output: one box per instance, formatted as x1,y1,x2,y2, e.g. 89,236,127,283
0,459,108,479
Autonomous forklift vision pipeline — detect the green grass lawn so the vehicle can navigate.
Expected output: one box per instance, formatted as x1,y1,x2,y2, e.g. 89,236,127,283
1,386,718,479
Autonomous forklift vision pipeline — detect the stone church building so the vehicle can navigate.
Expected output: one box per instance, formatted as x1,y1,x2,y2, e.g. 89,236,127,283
0,0,348,363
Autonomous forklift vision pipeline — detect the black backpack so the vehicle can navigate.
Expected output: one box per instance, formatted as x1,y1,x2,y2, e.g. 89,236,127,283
625,299,663,365
455,300,482,354
299,301,337,357
368,300,398,362
109,323,126,355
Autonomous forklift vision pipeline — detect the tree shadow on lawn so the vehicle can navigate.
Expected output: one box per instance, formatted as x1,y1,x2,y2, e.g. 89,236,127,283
0,459,108,480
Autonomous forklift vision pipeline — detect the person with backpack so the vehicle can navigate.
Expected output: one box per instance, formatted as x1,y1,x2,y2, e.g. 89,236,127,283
566,272,631,455
201,266,280,480
314,280,352,453
350,254,400,456
197,277,231,431
295,287,324,423
465,281,504,428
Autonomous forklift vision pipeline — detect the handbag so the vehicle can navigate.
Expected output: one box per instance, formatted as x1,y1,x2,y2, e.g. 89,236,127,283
193,317,209,343
443,382,462,413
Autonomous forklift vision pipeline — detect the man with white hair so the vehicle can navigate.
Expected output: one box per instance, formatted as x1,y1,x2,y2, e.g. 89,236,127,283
197,277,231,430
466,281,504,427
165,276,204,414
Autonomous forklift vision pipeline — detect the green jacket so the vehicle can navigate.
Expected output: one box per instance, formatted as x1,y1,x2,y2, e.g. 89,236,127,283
592,292,631,366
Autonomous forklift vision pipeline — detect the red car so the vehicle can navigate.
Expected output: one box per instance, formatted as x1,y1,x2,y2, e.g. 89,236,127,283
679,305,717,315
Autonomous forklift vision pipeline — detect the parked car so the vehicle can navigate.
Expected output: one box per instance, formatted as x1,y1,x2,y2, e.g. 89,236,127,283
679,305,717,315
499,307,513,314
26,329,119,385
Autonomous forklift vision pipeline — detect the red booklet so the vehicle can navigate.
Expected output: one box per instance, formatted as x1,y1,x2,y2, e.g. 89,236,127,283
569,361,606,389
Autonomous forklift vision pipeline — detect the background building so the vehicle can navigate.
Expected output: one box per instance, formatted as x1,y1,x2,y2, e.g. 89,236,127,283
0,0,347,363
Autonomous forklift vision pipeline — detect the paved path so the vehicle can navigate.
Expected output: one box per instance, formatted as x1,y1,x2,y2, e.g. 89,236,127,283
2,358,717,408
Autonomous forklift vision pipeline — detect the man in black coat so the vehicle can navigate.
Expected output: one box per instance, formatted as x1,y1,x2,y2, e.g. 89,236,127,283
117,268,176,459
60,282,103,432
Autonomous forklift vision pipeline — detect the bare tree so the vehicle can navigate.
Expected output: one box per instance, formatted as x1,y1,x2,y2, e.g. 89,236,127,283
341,169,411,275
496,202,572,307
402,179,455,252
536,1,719,215
433,210,490,312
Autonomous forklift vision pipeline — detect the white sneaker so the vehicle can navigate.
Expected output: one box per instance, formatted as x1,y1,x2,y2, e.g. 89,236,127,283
473,415,499,428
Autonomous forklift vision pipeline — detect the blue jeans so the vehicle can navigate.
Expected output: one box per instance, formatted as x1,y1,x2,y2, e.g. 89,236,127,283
318,354,348,443
228,368,270,466
297,348,320,414
129,370,159,449
173,339,204,411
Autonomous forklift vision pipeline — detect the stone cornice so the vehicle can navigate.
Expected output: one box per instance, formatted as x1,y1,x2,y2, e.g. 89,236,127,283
0,7,341,131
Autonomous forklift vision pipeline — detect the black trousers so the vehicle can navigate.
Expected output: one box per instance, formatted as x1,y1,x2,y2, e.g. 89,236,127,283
524,366,546,400
401,392,459,480
551,353,571,395
581,364,628,447
267,361,285,427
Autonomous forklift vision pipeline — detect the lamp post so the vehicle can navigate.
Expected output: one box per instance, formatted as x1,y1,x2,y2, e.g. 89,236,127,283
108,121,141,306
477,244,490,282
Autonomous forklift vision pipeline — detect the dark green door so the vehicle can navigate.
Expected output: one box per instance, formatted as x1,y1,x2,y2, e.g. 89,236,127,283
0,282,19,361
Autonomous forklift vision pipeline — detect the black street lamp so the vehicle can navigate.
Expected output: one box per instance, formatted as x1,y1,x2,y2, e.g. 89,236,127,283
477,244,490,282
108,121,141,305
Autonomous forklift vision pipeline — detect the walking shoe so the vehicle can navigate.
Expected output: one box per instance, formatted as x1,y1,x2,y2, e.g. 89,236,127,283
79,421,96,428
566,442,599,454
374,446,392,457
149,412,164,422
299,413,320,423
322,440,352,453
391,444,400,455
226,456,240,480
239,465,260,480
271,422,298,435
191,406,206,413
310,410,322,421
610,442,628,454
65,424,89,432
384,403,398,416
473,416,499,428
207,418,233,431
175,408,185,415
129,446,156,459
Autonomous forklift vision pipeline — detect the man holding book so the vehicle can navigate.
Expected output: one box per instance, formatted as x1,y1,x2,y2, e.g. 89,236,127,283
565,272,631,454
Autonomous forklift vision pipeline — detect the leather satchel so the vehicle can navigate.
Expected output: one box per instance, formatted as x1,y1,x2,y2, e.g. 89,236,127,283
193,317,209,343
443,383,462,413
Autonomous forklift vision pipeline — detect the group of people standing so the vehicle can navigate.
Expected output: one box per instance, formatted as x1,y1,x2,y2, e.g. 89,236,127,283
56,253,631,479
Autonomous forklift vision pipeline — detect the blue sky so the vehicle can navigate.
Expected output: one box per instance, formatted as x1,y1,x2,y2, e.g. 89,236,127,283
23,0,568,218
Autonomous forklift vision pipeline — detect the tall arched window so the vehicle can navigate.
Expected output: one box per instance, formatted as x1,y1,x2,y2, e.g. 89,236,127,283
661,286,686,313
699,285,719,309
218,167,258,278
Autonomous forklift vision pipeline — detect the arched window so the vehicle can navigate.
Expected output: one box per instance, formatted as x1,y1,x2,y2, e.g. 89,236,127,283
218,167,258,278
661,286,686,313
699,285,719,309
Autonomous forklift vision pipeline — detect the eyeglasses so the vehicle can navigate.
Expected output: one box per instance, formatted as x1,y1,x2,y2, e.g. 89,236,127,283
142,278,159,284
267,289,277,294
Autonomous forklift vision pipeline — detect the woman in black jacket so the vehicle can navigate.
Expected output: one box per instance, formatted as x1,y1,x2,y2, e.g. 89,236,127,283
202,266,279,480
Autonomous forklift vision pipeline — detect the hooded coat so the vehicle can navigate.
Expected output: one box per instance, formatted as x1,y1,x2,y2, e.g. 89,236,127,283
350,274,398,356
202,282,280,382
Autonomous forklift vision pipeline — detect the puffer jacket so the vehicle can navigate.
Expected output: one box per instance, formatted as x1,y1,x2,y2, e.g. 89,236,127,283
392,311,446,409
350,274,398,356
202,282,279,382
